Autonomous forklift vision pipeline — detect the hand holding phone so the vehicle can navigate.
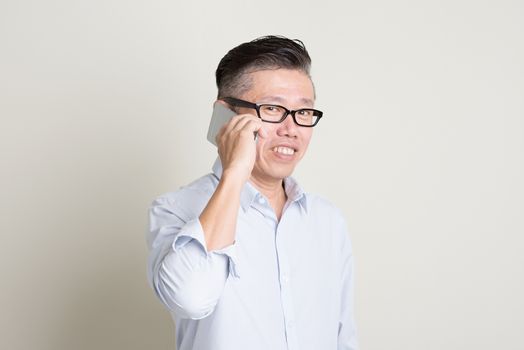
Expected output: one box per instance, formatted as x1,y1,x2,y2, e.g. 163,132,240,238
207,101,265,183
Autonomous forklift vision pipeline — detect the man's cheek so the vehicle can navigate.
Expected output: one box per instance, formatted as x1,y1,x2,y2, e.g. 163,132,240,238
255,135,270,154
254,141,265,160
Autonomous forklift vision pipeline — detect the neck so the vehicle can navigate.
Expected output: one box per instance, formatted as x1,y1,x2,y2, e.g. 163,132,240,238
249,174,287,220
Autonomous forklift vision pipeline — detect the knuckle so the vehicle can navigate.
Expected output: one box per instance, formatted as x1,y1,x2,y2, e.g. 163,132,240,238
246,119,259,127
240,129,252,137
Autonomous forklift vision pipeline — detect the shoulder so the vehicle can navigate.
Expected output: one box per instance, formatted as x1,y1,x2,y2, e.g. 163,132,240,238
151,173,219,218
303,192,352,251
304,193,347,222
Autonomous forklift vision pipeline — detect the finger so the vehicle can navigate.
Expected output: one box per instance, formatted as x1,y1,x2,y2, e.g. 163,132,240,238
230,114,260,132
221,114,244,134
217,114,246,140
237,119,265,141
216,115,256,146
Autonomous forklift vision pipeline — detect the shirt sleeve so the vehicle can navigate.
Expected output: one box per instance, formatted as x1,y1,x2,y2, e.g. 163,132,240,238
146,196,239,320
337,213,359,350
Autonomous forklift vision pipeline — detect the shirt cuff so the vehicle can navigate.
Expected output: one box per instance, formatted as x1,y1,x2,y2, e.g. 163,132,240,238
172,218,240,278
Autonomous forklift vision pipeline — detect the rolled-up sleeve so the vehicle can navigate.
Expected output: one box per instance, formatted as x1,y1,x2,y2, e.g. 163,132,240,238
147,197,239,320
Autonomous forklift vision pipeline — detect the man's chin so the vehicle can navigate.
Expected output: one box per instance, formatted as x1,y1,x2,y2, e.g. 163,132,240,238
267,167,297,181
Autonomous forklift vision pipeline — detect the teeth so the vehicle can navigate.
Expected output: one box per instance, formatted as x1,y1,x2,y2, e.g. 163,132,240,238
273,146,295,155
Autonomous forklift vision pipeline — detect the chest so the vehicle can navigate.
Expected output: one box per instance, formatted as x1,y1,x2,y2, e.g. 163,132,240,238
230,206,342,298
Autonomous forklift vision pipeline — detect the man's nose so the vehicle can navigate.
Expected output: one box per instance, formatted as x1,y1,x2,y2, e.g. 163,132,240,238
277,112,299,138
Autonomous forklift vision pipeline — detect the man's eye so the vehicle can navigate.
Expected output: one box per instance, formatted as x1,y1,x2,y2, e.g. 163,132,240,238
262,105,283,114
298,110,313,116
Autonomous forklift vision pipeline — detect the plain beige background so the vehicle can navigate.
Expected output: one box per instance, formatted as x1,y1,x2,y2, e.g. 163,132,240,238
1,0,523,349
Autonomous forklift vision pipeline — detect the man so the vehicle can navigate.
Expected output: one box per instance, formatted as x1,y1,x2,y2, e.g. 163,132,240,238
147,35,358,350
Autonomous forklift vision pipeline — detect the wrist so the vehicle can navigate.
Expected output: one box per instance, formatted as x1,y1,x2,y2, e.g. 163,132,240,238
221,167,249,185
219,169,247,193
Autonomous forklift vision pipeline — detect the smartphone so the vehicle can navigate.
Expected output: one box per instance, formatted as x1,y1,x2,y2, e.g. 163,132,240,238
207,101,237,146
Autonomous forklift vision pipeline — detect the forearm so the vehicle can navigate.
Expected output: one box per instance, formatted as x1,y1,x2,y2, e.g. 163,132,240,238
148,197,239,320
154,172,245,317
199,112,263,252
148,112,261,318
200,170,244,251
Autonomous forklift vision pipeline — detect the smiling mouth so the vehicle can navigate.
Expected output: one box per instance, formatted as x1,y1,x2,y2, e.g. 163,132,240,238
273,146,296,155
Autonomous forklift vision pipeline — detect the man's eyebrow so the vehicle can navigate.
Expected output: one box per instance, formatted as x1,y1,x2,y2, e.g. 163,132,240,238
258,96,315,106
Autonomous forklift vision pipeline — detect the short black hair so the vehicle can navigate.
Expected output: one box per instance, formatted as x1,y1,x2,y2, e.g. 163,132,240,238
215,35,312,99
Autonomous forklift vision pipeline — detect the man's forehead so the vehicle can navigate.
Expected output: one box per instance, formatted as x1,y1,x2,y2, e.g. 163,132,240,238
242,69,316,104
258,95,314,106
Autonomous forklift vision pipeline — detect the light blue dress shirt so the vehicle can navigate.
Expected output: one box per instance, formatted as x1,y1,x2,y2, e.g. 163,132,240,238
147,159,358,350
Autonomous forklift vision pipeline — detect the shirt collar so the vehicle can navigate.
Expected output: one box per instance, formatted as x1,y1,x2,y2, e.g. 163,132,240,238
283,176,308,212
211,157,308,213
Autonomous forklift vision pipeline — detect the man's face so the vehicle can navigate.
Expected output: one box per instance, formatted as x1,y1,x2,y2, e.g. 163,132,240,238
237,68,315,184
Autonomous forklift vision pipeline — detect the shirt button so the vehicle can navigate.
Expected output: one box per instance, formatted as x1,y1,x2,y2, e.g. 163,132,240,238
282,274,289,284
258,197,265,204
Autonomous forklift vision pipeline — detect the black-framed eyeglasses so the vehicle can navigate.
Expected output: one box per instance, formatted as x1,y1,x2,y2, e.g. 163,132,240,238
222,97,323,127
